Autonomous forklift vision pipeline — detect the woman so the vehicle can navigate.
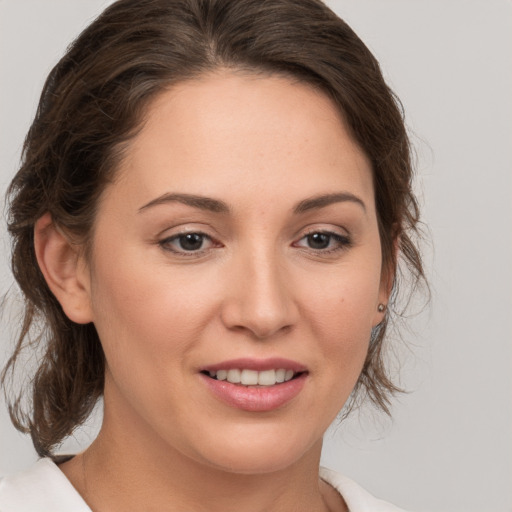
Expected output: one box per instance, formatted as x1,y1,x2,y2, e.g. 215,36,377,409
0,0,425,510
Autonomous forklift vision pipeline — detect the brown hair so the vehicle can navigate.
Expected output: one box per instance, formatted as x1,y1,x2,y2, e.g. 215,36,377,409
2,0,426,457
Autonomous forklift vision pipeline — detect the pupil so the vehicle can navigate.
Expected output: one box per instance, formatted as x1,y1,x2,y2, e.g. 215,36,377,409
180,233,203,251
308,233,330,249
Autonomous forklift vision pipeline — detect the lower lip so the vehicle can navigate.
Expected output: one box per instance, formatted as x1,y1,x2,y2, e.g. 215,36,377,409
201,373,307,412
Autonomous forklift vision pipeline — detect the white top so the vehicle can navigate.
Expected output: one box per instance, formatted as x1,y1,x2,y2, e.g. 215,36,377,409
0,458,407,512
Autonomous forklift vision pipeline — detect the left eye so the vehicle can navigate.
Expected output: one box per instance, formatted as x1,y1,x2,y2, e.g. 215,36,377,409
294,231,350,251
160,232,213,253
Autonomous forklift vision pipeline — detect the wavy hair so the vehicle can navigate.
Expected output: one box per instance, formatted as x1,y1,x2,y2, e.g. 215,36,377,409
2,0,426,457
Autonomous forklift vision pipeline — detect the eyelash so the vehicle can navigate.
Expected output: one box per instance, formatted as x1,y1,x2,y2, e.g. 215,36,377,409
293,230,352,254
158,230,351,257
159,232,218,256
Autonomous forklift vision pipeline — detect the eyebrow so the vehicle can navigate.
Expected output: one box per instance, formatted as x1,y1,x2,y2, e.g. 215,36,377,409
138,191,366,215
293,192,366,214
138,193,230,214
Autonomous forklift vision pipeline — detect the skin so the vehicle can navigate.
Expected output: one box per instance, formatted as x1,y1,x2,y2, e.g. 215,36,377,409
36,71,390,512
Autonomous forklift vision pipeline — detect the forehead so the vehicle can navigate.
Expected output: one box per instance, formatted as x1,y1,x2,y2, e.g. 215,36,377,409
110,71,374,212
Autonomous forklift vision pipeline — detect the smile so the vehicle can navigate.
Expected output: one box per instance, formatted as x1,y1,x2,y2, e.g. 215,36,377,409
206,368,297,386
200,359,308,412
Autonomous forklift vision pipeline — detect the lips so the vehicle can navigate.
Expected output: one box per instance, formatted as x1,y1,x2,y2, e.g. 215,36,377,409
200,358,308,412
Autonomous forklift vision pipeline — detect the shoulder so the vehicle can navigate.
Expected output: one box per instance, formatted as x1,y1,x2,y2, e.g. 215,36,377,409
0,458,90,512
320,467,408,512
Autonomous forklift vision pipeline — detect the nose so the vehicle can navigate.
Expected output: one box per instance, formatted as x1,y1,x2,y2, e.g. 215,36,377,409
220,247,299,339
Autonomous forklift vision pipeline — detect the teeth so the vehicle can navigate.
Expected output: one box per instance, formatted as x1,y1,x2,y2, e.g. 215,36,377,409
258,369,275,386
227,369,241,383
240,369,259,385
207,368,299,386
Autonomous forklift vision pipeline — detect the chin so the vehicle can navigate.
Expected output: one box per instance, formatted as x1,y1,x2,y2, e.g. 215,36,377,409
189,426,322,475
205,450,305,475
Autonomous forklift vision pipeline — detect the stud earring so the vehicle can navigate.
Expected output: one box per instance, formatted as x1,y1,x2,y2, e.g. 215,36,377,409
378,303,386,312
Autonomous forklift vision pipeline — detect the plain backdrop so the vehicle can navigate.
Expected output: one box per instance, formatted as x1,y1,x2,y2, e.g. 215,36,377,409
1,1,511,511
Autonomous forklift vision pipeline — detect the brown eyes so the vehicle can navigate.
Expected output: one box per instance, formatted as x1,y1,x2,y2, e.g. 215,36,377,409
294,232,350,251
159,230,351,256
159,232,216,253
174,233,208,251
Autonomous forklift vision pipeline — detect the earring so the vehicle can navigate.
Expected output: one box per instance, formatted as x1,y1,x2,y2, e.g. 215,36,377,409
378,303,386,312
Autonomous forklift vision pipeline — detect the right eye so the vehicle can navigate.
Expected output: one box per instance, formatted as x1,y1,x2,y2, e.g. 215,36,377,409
159,232,215,254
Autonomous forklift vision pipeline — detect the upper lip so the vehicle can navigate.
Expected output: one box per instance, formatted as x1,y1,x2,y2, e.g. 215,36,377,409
201,358,307,373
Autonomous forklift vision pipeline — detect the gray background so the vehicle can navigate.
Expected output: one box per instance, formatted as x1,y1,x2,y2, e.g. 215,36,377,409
1,1,511,511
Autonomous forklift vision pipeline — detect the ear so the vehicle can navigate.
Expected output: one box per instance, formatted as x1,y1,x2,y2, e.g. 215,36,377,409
373,235,399,326
34,213,93,324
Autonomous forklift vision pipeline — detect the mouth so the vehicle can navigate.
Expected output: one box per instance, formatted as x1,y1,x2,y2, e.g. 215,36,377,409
201,368,305,387
199,359,308,411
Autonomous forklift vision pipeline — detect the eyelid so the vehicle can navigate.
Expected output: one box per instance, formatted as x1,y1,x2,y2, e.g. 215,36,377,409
155,223,352,257
294,223,350,241
292,227,352,254
158,229,222,256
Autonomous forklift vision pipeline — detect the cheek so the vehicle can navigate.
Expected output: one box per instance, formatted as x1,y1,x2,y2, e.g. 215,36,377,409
88,250,220,368
87,258,213,426
301,258,382,369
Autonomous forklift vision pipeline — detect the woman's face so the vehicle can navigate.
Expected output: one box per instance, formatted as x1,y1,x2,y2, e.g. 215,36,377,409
82,72,388,473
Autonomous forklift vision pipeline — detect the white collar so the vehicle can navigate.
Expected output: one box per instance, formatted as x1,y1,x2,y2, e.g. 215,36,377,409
319,466,407,512
0,458,91,512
